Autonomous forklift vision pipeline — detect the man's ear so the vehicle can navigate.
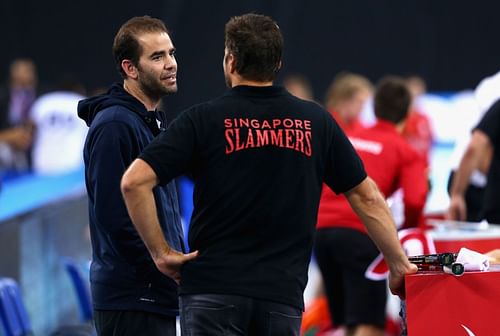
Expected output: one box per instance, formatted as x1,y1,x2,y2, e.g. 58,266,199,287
121,60,138,79
275,60,282,73
227,54,237,74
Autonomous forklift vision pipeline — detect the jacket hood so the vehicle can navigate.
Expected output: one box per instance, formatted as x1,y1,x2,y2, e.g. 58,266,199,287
77,83,148,126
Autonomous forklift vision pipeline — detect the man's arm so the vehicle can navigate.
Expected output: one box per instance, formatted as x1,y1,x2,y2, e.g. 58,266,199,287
447,130,491,221
345,177,417,299
121,158,198,283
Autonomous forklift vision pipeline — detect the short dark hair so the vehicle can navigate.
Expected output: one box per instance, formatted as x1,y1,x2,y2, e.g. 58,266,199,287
374,76,411,124
112,16,169,79
224,13,283,82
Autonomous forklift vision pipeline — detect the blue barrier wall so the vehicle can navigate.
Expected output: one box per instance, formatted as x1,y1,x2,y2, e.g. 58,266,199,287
0,169,91,335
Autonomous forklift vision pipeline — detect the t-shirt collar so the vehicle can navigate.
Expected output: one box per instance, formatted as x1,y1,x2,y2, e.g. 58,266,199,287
227,85,287,97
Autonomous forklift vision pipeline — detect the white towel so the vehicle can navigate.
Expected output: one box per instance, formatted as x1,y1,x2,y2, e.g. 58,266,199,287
455,247,490,272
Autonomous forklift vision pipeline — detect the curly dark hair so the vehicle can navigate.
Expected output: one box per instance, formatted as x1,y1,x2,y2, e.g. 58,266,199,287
224,13,283,82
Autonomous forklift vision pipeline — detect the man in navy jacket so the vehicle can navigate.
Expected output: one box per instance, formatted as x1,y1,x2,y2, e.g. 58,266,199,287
78,16,196,336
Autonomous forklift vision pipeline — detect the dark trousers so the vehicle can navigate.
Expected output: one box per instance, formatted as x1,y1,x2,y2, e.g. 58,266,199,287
94,310,176,336
314,228,387,329
180,294,302,336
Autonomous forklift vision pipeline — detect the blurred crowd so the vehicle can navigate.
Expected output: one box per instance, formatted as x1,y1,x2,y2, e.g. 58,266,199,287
282,70,500,336
0,58,91,184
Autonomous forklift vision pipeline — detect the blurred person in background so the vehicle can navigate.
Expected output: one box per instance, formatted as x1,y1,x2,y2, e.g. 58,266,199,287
447,97,500,225
315,77,428,336
77,16,187,336
0,126,32,178
0,58,37,175
0,58,38,128
30,76,87,175
324,72,373,134
283,73,315,101
121,13,416,336
447,71,500,222
402,75,434,169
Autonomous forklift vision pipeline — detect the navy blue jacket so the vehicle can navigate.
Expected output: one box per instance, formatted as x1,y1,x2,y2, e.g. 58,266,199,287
78,83,184,316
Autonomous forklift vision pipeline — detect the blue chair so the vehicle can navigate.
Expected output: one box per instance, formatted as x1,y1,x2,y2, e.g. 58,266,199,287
0,277,95,336
0,278,33,336
62,258,93,322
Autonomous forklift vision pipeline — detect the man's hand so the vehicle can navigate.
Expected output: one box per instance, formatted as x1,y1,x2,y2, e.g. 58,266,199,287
486,249,500,264
389,261,418,300
121,159,198,284
447,194,467,221
153,248,199,284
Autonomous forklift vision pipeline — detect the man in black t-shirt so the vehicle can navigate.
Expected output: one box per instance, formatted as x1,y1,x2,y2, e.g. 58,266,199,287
121,13,416,335
448,99,500,224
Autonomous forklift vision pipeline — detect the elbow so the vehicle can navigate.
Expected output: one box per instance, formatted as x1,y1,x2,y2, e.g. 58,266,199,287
347,177,383,210
363,178,383,206
359,190,379,208
120,170,138,197
121,159,159,198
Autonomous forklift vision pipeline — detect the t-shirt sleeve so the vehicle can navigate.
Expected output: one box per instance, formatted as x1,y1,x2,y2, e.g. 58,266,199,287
323,117,367,194
475,99,500,144
140,109,197,186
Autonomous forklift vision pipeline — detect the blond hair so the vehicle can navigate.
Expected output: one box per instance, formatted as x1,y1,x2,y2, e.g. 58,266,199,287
324,72,373,108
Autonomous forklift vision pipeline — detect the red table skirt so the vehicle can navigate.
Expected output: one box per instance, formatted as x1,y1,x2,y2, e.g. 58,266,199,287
406,267,500,335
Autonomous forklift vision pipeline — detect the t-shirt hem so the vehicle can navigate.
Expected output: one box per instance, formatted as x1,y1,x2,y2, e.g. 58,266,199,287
93,303,179,316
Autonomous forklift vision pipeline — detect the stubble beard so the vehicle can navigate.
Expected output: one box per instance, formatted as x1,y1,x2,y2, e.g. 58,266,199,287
138,68,177,102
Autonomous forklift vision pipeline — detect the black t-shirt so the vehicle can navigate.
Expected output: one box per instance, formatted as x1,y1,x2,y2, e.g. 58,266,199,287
475,99,500,224
140,85,366,309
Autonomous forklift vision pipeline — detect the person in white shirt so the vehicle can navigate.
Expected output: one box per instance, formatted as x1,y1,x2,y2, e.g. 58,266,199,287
30,79,87,175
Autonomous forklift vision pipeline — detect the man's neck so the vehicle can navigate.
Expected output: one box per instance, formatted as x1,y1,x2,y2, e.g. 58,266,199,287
123,80,158,111
396,120,406,134
231,76,273,88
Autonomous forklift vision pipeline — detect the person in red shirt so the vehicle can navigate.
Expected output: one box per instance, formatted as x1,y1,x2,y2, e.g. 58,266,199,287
315,76,428,336
402,76,434,168
324,72,373,135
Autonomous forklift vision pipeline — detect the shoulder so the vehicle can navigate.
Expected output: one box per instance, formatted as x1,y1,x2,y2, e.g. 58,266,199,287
488,98,500,112
86,106,148,143
300,99,329,115
92,105,142,127
173,99,221,126
482,99,500,121
476,99,500,134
